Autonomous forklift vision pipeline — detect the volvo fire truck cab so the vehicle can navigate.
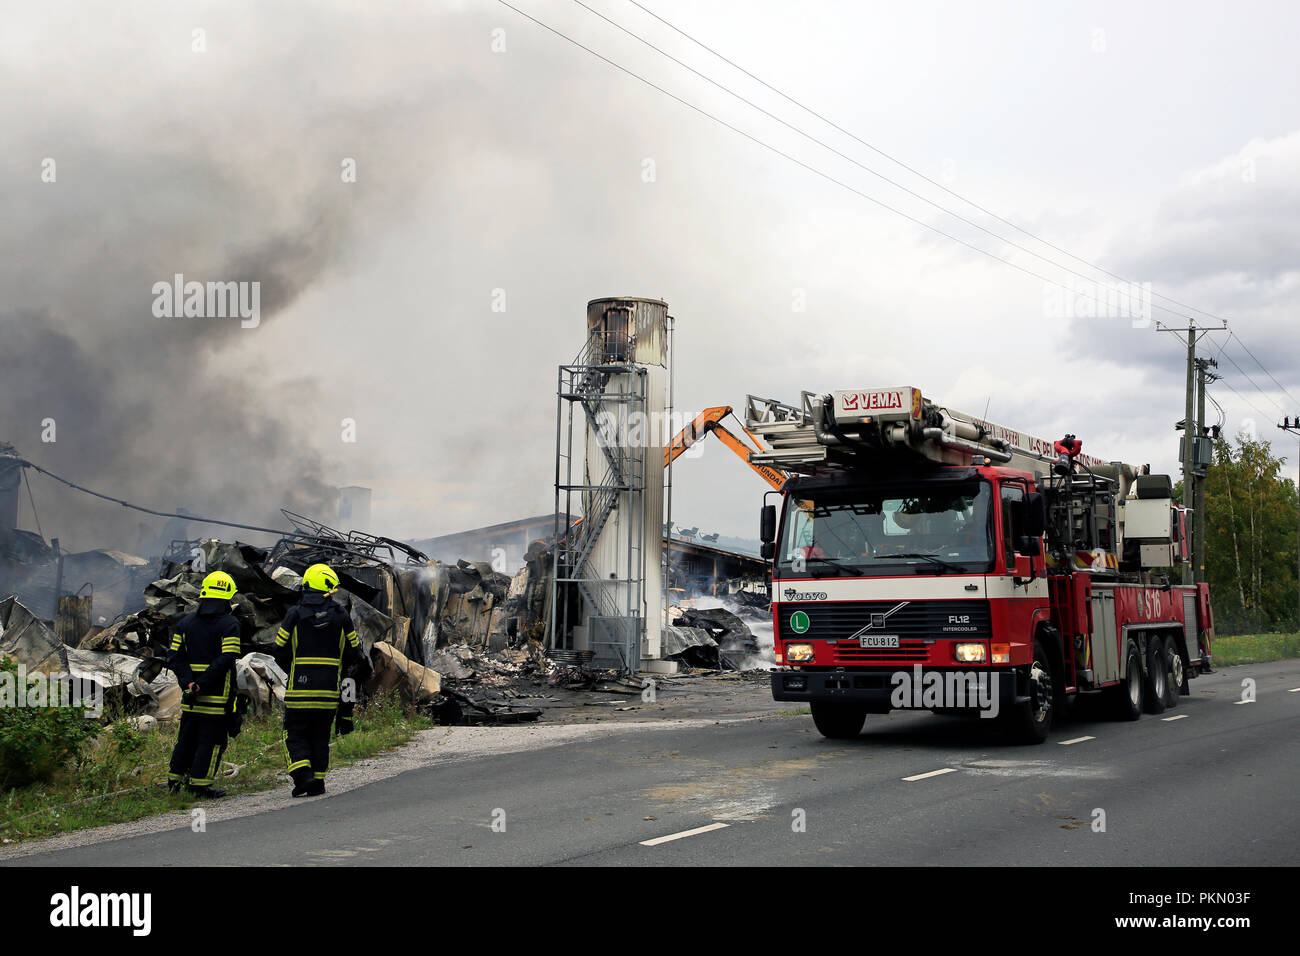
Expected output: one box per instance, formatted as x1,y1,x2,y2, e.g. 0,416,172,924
747,387,1212,743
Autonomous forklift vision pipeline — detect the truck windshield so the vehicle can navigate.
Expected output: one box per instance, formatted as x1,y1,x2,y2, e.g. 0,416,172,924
776,480,993,576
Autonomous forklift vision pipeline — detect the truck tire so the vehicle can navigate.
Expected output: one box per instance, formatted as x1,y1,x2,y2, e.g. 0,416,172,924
1001,640,1053,744
1112,638,1143,721
810,702,867,739
1142,635,1167,715
1162,634,1182,709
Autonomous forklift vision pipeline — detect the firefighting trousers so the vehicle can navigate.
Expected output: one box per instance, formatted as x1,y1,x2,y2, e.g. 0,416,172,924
284,709,335,788
169,712,228,789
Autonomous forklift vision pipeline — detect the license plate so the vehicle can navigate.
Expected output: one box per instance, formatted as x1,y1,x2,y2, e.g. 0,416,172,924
860,634,900,648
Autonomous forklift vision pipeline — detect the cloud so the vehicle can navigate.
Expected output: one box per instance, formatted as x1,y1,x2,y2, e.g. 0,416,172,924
2,1,1296,552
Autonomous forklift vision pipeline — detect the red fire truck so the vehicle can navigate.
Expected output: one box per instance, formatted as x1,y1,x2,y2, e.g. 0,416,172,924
747,387,1213,743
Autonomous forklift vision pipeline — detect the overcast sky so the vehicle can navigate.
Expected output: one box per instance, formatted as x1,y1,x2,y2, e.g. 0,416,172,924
2,0,1297,552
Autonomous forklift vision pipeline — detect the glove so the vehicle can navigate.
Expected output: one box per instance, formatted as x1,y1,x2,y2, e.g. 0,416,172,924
227,695,250,738
335,691,356,737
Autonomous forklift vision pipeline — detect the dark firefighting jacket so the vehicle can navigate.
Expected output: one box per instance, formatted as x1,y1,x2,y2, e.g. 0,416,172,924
169,599,242,717
273,591,361,712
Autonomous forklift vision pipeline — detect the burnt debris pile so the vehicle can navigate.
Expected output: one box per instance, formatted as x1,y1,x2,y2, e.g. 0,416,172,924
1,511,561,725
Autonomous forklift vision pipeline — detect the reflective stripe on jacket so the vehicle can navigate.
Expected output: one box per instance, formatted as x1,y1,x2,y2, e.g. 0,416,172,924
169,599,241,716
274,592,360,712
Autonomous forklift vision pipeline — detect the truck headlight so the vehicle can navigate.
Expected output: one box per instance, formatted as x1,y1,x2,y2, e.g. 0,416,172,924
954,642,986,663
786,643,815,663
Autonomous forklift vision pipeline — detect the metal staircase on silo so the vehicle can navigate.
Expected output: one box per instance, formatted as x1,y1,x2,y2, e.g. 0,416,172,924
551,316,647,672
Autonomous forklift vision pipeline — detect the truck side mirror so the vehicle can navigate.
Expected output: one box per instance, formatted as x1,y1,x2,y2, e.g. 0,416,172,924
760,542,775,560
1016,535,1041,557
1024,492,1046,538
760,504,777,544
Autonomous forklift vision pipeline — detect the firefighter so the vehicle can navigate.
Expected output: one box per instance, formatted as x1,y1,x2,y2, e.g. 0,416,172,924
167,570,242,798
273,563,362,797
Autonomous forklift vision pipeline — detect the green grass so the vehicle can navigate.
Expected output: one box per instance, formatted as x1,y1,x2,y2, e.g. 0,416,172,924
1211,632,1300,666
775,707,812,716
0,692,432,845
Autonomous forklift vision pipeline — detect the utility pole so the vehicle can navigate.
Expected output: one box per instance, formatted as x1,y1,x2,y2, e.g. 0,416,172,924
1194,357,1219,583
1156,320,1226,584
1278,416,1300,630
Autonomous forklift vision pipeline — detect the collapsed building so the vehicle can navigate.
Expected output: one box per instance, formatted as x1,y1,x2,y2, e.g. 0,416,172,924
0,489,563,724
3,498,769,723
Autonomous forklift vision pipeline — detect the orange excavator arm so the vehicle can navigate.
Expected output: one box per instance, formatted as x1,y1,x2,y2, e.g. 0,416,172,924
664,405,787,491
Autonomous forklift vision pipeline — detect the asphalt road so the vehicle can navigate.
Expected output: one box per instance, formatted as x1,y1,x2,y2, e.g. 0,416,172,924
10,660,1300,866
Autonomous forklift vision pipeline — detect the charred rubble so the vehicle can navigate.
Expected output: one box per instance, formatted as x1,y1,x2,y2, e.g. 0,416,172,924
2,504,775,727
76,526,562,724
663,605,766,671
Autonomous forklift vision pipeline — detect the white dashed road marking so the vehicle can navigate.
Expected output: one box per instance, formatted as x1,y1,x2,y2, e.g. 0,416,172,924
1233,700,1255,705
903,768,958,782
1162,714,1188,721
640,823,729,847
1058,736,1095,745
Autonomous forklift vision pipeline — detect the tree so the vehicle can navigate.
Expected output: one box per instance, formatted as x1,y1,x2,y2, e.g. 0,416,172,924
1198,433,1299,633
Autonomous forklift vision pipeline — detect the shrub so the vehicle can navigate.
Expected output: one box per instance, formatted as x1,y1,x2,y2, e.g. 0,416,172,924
0,656,102,788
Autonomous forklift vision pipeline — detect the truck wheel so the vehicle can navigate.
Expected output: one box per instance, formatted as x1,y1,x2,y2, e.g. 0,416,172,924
1002,640,1053,744
1112,638,1143,721
1162,634,1182,709
809,702,867,739
1142,635,1167,715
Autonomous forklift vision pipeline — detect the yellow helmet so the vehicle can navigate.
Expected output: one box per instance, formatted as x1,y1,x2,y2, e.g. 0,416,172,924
302,563,339,594
199,570,237,601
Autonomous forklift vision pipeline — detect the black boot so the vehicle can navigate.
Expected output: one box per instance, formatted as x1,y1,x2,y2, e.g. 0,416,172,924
187,785,226,799
306,779,326,796
291,769,314,798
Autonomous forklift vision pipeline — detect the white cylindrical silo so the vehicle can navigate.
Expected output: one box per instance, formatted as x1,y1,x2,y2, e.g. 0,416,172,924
579,297,668,667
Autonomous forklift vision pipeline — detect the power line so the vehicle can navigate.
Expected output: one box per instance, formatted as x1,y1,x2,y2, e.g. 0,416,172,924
498,1,1221,324
621,0,1268,332
1206,391,1226,430
1157,332,1273,426
525,0,1300,409
14,456,286,537
622,0,1300,407
1213,375,1277,427
1206,333,1289,417
22,467,44,540
1229,330,1300,408
570,0,1211,326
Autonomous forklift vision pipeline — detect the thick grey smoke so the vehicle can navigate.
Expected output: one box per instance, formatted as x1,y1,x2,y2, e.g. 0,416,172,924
0,139,353,551
0,1,683,551
0,3,481,551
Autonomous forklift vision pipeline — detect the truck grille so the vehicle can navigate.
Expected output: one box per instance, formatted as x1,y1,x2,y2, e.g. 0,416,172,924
777,599,990,642
831,642,930,664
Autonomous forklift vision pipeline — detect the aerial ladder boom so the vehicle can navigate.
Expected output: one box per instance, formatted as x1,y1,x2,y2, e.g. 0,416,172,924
664,406,788,491
745,387,1128,483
